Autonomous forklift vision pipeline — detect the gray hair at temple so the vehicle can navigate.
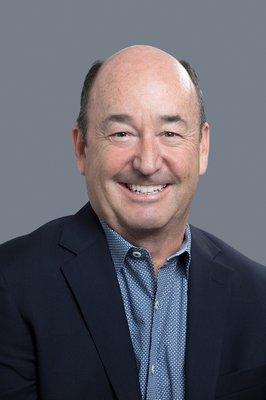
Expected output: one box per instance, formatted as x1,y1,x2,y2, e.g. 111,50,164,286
76,59,206,142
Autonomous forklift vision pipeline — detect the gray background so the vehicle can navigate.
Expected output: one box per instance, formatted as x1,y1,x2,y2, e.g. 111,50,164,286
0,0,265,264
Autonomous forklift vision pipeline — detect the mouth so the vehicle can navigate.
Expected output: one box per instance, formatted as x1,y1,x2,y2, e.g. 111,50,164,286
119,182,169,195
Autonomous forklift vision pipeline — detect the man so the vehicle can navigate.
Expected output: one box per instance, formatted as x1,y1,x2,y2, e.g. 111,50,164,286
0,45,266,400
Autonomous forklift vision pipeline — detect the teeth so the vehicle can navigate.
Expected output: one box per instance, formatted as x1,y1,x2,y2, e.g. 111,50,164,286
126,184,167,194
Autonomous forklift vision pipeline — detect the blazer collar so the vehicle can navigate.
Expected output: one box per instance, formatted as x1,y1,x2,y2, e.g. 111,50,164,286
58,202,102,254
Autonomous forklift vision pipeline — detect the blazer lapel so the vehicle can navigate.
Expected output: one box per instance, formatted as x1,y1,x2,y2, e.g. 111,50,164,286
59,203,142,400
185,227,235,400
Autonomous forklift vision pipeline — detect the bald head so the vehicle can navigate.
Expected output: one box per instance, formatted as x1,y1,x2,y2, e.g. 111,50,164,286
101,45,187,78
93,45,194,100
107,44,177,63
77,45,206,140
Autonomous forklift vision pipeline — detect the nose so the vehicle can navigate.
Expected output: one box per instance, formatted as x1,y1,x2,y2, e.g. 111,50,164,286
132,136,162,176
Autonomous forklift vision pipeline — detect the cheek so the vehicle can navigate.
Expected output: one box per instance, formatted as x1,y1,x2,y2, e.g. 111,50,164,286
169,150,198,180
170,155,199,203
85,143,130,182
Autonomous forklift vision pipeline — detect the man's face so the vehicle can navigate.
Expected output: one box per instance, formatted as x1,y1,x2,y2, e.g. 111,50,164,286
73,51,209,238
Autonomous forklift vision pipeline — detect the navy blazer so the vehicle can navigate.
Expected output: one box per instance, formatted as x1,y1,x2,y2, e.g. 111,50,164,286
0,203,266,400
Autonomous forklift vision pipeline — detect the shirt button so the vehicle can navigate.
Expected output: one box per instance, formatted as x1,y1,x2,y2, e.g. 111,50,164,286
155,300,159,310
151,364,155,374
132,251,142,258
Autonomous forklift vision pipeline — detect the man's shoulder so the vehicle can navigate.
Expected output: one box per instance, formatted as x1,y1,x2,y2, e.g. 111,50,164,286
191,224,266,281
0,213,73,278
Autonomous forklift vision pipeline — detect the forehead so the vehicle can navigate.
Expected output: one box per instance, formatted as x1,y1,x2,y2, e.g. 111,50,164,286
89,56,198,123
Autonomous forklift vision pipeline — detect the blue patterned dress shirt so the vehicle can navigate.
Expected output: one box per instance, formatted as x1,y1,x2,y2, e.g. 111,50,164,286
100,220,191,400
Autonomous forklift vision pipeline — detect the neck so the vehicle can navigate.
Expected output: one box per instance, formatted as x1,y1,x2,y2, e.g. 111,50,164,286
117,220,188,271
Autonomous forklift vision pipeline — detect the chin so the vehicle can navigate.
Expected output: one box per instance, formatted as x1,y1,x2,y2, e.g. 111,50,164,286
120,215,168,233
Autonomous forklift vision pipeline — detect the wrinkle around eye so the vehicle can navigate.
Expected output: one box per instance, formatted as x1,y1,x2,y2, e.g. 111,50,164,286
159,131,183,146
163,131,181,137
108,131,138,143
94,128,138,147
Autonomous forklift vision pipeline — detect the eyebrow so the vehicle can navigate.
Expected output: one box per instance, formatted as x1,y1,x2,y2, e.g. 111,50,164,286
100,113,186,129
158,114,186,125
100,114,134,130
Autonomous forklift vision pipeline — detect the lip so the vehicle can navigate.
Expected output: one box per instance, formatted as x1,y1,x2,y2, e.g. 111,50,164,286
118,182,171,202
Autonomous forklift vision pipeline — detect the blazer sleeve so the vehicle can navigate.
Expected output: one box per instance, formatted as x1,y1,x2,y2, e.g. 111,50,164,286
0,272,38,399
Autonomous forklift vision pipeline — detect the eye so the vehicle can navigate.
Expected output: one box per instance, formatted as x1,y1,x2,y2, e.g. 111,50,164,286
113,132,128,138
160,131,182,146
109,132,129,141
163,131,179,137
108,131,137,145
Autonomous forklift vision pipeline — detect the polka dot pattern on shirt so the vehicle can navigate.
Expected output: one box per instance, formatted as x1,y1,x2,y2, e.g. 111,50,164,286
100,220,191,400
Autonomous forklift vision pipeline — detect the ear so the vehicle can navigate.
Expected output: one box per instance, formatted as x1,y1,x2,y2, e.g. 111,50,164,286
199,122,210,176
71,126,86,175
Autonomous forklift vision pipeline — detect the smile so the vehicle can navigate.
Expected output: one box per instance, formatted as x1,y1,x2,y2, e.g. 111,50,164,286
118,182,169,197
126,184,167,195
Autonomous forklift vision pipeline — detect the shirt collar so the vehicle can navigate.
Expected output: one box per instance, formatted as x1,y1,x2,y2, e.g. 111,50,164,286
100,219,191,276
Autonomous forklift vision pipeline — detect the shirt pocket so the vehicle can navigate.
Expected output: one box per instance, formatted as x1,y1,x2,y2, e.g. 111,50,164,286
215,364,266,399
